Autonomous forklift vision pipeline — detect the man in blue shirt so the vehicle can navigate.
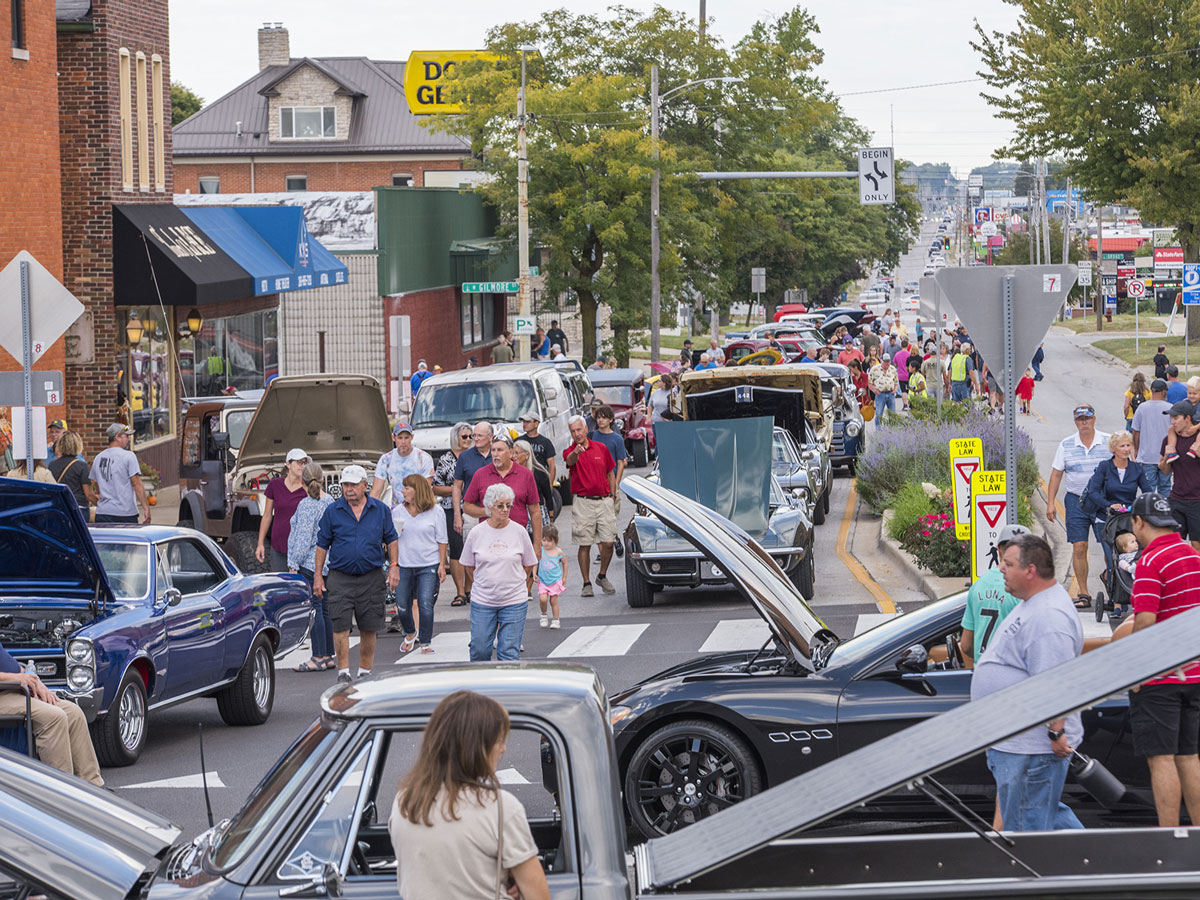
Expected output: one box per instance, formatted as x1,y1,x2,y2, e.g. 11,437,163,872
314,465,399,683
0,641,103,785
452,422,495,536
410,360,435,396
1167,366,1188,404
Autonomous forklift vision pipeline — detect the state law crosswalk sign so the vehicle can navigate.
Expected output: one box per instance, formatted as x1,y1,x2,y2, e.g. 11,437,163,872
949,438,983,540
970,470,1007,582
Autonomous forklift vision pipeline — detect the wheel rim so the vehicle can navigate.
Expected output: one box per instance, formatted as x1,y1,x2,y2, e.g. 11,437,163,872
252,645,272,710
633,733,746,834
118,682,145,752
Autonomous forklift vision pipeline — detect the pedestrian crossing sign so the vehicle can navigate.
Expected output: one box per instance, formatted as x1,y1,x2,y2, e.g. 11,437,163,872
970,470,1007,582
949,438,983,540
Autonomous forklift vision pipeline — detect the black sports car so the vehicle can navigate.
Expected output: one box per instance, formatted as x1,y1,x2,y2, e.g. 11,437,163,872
611,477,1142,839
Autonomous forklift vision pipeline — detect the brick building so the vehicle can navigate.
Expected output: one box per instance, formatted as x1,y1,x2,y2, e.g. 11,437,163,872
173,24,472,195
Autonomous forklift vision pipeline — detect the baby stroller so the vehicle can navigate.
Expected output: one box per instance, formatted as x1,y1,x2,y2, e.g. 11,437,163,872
1094,509,1136,623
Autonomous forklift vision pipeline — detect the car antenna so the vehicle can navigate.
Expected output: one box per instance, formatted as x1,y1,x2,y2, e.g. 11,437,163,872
198,723,215,829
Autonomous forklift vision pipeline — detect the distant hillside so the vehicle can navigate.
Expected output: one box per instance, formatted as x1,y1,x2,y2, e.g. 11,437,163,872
900,161,957,203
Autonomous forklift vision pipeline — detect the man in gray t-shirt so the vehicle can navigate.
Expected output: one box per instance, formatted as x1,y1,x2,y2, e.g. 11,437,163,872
1132,379,1173,495
970,534,1084,832
89,423,150,524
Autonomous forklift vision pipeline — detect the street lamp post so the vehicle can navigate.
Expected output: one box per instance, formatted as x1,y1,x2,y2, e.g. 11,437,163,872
517,44,537,363
649,68,741,362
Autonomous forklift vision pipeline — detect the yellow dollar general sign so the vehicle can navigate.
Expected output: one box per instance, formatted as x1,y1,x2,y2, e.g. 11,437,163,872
404,50,498,114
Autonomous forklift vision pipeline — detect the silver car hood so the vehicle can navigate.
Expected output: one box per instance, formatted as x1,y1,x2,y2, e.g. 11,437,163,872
621,476,834,670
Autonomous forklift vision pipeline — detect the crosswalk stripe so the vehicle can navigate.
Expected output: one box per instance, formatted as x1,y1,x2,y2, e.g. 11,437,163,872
547,624,650,658
277,636,358,669
396,631,472,664
854,613,898,635
700,619,771,652
120,771,226,789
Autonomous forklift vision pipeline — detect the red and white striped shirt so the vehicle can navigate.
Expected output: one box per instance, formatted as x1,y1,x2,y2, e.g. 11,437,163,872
1131,532,1200,684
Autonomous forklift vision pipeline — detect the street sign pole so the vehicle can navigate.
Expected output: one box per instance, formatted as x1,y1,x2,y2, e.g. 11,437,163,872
19,260,32,479
936,283,943,418
1003,274,1017,522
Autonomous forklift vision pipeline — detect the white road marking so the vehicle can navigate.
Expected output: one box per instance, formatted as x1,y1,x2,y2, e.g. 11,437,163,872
699,619,771,652
854,613,897,635
278,636,357,669
547,623,649,658
396,631,472,664
1079,613,1112,640
121,771,226,789
496,767,530,784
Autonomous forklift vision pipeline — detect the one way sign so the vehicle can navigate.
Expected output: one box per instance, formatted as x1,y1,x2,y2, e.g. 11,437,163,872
858,147,894,205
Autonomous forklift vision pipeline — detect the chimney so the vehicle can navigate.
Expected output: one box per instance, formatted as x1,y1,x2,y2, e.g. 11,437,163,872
258,23,290,70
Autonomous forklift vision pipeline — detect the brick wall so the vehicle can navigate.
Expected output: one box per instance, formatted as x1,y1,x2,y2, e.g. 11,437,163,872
175,157,466,194
383,287,504,393
0,1,68,431
58,0,174,465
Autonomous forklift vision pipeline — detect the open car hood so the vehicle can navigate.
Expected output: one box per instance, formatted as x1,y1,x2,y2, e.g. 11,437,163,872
236,374,391,469
0,478,114,607
681,366,826,440
621,476,834,670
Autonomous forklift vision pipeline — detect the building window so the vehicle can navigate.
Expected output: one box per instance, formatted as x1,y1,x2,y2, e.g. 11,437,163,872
152,54,165,192
11,0,24,50
119,49,132,190
198,176,221,194
392,174,412,187
459,294,499,348
122,307,176,447
136,51,149,192
179,309,278,398
285,174,308,192
280,105,335,139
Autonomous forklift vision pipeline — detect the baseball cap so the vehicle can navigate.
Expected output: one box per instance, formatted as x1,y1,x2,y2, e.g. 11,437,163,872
1151,378,1168,392
433,365,443,373
105,423,133,439
48,419,67,430
285,448,308,463
997,524,1030,545
1131,493,1178,529
339,464,368,484
1073,404,1096,419
882,353,891,361
519,411,541,422
1169,400,1196,418
843,334,853,344
392,421,413,435
683,339,693,346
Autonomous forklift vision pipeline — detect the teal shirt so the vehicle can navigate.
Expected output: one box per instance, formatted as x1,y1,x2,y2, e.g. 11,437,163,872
961,568,1020,657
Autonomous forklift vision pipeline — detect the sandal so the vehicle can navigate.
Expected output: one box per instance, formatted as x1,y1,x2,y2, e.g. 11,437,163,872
294,658,323,673
451,594,468,607
1074,594,1093,610
319,657,338,670
401,635,417,653
420,646,435,654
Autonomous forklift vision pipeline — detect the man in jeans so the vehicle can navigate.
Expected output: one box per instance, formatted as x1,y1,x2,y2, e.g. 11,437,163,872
971,534,1084,831
1132,378,1173,495
314,465,399,684
563,415,617,596
89,423,151,524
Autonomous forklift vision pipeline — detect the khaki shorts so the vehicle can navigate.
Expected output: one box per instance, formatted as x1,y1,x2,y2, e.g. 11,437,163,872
572,496,616,546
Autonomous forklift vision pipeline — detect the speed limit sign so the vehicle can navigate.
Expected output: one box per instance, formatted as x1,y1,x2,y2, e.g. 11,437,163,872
1128,279,1146,299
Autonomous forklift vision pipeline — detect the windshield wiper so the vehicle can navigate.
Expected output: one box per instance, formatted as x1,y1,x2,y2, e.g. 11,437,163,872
911,776,1039,877
412,419,453,426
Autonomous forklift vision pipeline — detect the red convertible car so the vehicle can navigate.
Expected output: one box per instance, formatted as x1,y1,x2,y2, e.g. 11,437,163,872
586,367,656,467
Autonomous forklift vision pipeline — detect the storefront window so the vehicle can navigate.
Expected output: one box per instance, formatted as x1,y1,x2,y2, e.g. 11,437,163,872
124,306,174,446
180,308,279,397
458,294,500,349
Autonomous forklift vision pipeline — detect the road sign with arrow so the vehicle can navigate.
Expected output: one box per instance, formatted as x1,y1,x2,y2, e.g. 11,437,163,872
857,147,893,205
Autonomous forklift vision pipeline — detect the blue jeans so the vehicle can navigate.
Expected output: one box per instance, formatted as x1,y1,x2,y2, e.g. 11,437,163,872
469,601,527,661
298,568,333,659
874,391,895,427
394,564,438,644
1143,465,1173,497
986,749,1083,832
951,381,972,402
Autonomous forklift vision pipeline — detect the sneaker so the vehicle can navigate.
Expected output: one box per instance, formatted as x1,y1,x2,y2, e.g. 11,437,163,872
614,541,624,558
596,574,616,594
386,617,404,633
337,672,352,684
1167,451,1180,464
581,582,594,597
539,614,549,628
550,619,561,629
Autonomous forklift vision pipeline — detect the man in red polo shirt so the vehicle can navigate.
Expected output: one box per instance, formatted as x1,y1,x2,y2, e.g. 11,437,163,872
463,433,542,552
564,415,617,596
1129,491,1200,827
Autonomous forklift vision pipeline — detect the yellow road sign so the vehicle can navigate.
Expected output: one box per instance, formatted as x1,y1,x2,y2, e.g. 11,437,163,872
949,438,983,540
404,50,499,115
970,470,1007,582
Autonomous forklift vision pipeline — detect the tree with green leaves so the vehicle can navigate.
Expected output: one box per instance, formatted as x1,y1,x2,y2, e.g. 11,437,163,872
171,82,203,126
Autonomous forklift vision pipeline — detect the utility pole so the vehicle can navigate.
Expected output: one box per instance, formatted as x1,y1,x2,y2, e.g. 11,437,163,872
1095,202,1105,332
650,65,661,363
1062,177,1071,267
1028,168,1036,265
1041,159,1052,266
516,45,534,362
698,0,706,39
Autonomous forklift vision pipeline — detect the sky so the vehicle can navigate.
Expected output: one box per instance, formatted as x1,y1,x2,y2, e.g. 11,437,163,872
170,0,1022,177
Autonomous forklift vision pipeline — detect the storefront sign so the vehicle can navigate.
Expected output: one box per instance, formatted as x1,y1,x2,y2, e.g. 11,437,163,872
1155,247,1185,269
1153,228,1177,248
404,50,500,115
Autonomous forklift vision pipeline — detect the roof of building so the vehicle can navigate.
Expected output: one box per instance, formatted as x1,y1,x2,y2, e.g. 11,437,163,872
55,0,91,23
1087,236,1149,252
174,57,471,157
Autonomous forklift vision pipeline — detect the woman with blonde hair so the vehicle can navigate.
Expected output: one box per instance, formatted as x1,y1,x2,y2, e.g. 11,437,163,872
287,461,335,671
390,473,448,654
390,690,549,900
48,431,96,515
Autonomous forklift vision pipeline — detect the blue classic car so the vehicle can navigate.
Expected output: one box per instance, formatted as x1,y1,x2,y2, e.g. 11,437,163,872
0,478,312,766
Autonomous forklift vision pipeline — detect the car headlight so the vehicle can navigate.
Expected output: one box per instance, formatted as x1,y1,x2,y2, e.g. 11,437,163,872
68,665,94,691
845,421,861,438
66,639,93,665
614,417,625,432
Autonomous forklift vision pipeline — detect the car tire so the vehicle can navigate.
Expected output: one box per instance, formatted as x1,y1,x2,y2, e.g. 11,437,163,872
625,553,656,608
230,531,268,574
625,718,763,839
631,438,649,469
791,550,816,598
216,636,275,726
92,670,148,767
812,492,826,525
822,488,831,515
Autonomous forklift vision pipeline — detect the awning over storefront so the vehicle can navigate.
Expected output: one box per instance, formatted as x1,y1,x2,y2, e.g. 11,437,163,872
113,204,350,306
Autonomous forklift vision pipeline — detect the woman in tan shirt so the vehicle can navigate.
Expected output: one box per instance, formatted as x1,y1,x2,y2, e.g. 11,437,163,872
390,691,550,900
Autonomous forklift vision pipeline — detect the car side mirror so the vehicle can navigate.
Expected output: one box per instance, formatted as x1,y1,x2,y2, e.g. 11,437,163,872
895,644,929,674
211,431,229,450
544,387,558,401
164,587,182,607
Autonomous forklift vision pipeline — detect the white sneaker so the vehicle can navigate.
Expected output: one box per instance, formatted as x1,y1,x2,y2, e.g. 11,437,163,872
550,619,561,629
539,615,549,628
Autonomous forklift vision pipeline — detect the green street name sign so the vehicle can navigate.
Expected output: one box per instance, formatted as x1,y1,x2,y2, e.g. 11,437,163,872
462,281,520,293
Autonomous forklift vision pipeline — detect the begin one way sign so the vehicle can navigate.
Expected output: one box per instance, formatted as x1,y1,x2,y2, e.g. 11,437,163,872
971,470,1007,582
949,438,982,540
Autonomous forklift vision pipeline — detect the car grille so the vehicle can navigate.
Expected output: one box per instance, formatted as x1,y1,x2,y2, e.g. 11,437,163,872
831,423,846,455
15,654,65,685
647,559,698,575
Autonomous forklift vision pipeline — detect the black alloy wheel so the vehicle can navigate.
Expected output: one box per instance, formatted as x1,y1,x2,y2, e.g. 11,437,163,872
625,719,762,838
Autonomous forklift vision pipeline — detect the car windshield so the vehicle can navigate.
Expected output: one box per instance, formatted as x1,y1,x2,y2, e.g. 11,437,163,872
94,542,151,601
827,592,967,669
225,410,253,450
210,720,340,870
592,385,634,406
411,381,538,426
773,432,799,466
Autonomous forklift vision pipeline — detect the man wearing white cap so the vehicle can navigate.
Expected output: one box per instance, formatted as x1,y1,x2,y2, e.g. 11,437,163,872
409,360,434,397
315,465,399,683
90,423,150,524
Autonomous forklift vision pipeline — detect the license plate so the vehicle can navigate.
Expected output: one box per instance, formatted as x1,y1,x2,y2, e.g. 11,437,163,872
702,562,725,579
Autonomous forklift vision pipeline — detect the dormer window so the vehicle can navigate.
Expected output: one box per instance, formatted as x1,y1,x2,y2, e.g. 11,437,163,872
281,105,336,139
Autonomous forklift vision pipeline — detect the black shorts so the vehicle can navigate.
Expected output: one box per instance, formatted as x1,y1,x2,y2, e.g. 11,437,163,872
1130,682,1200,757
1170,498,1200,541
443,506,464,561
326,569,385,633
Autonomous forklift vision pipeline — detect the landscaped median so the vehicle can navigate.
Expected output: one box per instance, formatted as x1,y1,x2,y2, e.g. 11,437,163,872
857,404,1038,581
